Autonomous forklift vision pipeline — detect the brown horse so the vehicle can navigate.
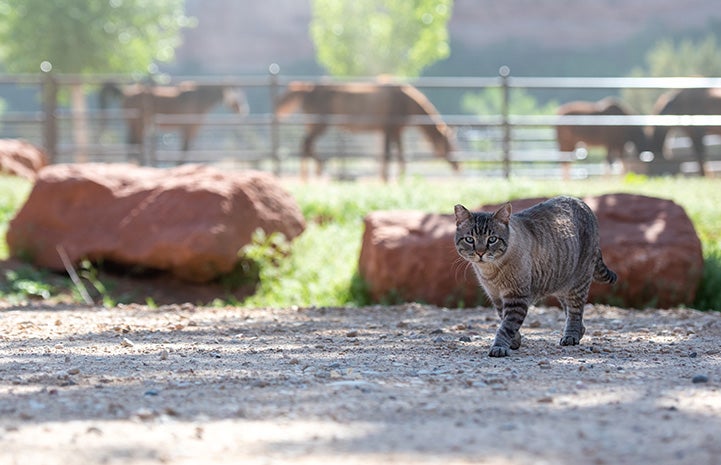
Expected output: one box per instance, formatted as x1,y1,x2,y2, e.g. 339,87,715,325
275,81,458,181
651,87,721,176
556,97,650,169
99,81,248,164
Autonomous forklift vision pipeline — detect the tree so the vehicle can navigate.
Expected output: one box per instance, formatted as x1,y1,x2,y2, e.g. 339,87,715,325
0,0,193,74
309,0,453,77
0,0,193,162
622,33,721,113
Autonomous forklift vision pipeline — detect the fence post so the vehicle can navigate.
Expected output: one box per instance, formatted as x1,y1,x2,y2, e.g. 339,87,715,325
41,68,58,163
268,63,281,176
140,77,155,166
499,65,511,179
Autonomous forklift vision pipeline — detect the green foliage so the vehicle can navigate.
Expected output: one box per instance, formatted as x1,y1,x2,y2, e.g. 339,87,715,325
622,33,721,113
1,264,66,303
309,0,452,77
0,0,194,73
0,175,31,259
696,241,721,312
3,267,54,300
78,259,116,307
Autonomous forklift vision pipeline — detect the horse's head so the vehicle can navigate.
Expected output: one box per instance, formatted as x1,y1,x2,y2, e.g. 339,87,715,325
433,125,459,171
224,88,249,116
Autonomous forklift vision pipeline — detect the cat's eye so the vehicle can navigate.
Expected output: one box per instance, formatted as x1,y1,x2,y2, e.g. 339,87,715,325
463,236,474,245
487,236,498,245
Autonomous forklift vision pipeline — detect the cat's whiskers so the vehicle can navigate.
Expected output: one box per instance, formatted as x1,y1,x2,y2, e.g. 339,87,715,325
451,256,474,283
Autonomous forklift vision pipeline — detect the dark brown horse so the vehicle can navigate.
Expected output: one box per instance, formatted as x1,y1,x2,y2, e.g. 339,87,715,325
556,97,650,169
651,87,721,176
275,81,457,181
99,81,248,164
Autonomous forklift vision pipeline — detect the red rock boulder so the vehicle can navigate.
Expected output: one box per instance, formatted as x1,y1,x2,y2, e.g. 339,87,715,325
358,194,703,309
586,194,704,308
0,139,49,180
6,163,305,282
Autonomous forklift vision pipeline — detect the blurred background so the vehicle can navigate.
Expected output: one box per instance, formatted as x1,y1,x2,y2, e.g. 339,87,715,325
2,0,721,179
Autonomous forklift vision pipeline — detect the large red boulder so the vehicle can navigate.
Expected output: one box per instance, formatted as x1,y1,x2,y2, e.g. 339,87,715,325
358,194,703,309
6,163,305,282
0,139,48,180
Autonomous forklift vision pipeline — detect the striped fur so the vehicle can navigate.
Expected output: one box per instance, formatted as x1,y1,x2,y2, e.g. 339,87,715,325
454,196,616,357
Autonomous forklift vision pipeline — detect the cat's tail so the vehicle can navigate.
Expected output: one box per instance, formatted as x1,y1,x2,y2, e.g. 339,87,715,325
594,254,617,284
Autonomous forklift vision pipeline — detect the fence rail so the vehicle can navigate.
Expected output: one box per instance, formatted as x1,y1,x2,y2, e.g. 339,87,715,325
2,68,721,179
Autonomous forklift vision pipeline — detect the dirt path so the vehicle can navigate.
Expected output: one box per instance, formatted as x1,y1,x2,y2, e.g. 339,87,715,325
1,302,720,465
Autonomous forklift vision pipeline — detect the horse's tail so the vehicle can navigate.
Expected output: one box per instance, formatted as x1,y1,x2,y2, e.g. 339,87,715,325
275,82,312,118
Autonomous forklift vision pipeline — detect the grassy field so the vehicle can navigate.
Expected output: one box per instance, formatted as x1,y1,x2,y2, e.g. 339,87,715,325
1,174,720,310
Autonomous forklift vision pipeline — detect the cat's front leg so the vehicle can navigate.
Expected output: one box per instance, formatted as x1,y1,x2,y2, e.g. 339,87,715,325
489,296,528,357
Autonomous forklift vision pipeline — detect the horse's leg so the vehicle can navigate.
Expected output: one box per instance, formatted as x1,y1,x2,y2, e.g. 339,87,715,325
689,127,707,176
302,124,326,181
395,129,405,179
381,131,392,182
128,123,143,165
179,124,200,165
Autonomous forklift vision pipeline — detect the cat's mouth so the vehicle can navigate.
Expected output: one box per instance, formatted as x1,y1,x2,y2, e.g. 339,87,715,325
467,251,492,263
480,252,495,263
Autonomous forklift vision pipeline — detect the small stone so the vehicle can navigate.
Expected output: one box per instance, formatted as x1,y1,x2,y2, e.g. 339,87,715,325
537,396,554,404
458,335,472,343
67,368,80,375
120,337,134,348
134,408,156,421
692,374,709,384
538,359,551,369
144,389,160,396
689,352,698,359
160,350,169,360
346,330,358,338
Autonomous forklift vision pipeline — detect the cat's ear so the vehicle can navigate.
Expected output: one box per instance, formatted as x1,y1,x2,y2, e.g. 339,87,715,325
493,203,512,224
454,204,471,225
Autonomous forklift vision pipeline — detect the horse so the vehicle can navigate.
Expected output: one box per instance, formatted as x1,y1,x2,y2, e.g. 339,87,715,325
556,97,651,171
274,81,458,181
651,87,721,177
99,81,248,164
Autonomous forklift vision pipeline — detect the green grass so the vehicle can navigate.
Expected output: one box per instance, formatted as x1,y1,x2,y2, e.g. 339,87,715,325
0,175,31,258
1,174,720,310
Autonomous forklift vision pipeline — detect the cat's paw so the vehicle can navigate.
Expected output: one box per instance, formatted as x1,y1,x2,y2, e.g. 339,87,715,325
488,345,511,357
559,334,582,346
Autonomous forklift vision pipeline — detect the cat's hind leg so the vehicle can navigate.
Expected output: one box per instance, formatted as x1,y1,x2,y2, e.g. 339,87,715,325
558,291,588,346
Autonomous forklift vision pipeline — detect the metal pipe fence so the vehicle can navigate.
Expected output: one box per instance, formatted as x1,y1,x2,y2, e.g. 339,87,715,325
2,68,721,179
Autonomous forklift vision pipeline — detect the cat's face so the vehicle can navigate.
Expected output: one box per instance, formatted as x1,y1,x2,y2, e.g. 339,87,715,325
453,204,511,264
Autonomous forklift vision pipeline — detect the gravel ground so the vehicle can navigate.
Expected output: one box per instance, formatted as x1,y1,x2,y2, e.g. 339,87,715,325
1,302,720,465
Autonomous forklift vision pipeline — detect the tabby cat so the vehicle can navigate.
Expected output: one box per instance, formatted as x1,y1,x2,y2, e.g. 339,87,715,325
453,196,617,357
